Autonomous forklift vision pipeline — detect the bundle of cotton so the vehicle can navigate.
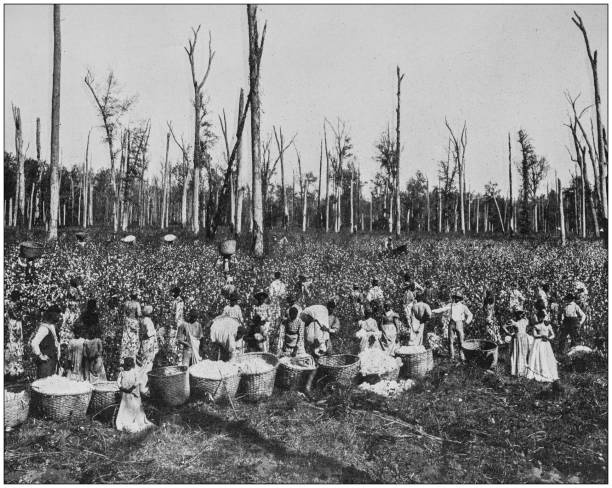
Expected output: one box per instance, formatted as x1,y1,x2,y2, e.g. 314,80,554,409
358,378,415,397
31,375,93,395
359,349,402,376
190,360,240,379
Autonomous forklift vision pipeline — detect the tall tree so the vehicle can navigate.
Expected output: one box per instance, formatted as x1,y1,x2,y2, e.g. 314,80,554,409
84,70,135,232
248,5,267,256
161,132,170,229
12,105,25,227
48,5,61,241
445,118,467,234
572,11,607,220
395,66,405,236
508,132,513,233
168,122,192,228
517,129,535,234
184,25,215,235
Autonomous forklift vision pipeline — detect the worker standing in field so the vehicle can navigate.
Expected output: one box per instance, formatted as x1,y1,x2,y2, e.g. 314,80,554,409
558,293,586,353
432,290,473,360
31,305,62,378
269,271,287,337
410,293,432,347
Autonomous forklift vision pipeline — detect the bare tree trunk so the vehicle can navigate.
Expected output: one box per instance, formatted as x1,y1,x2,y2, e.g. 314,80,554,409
234,89,245,233
34,118,42,223
349,169,354,233
70,175,74,225
369,194,373,232
12,106,25,228
467,193,471,232
181,166,190,227
248,5,266,257
324,125,330,233
508,133,513,232
493,196,505,233
28,182,35,229
48,5,61,241
161,132,170,229
395,66,405,236
9,199,14,227
476,197,480,233
558,179,566,245
301,181,307,232
573,11,607,220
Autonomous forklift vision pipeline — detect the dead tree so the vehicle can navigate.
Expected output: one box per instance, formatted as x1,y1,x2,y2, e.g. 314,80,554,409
84,70,134,232
161,132,170,229
48,5,61,240
184,26,215,234
573,11,607,220
247,5,267,256
273,126,296,230
445,118,467,234
12,105,25,228
395,66,405,236
324,123,330,232
168,122,192,228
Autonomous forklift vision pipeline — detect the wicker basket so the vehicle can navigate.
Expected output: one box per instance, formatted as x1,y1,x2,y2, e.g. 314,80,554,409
31,386,93,422
19,241,44,259
397,349,434,378
317,354,361,386
148,366,190,406
5,385,31,429
89,381,121,415
462,339,498,369
219,239,237,257
276,361,317,391
189,368,241,402
235,353,279,401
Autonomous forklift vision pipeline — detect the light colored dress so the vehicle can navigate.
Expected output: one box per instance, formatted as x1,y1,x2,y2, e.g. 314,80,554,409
380,321,397,355
120,301,141,362
137,317,159,375
115,368,153,433
301,305,330,357
526,323,559,383
508,318,532,377
356,318,382,352
67,337,86,381
268,279,287,328
4,314,24,378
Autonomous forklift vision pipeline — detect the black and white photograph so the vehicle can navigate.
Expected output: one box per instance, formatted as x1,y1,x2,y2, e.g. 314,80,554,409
2,2,608,484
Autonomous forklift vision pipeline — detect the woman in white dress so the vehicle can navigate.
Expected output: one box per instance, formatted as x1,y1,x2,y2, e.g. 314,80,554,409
115,357,153,433
526,310,559,383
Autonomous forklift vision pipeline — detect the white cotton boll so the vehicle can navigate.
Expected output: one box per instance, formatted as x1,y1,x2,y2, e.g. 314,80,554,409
32,375,93,395
190,360,240,379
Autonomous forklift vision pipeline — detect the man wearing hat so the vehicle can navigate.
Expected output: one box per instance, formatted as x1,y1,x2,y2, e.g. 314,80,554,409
432,290,473,360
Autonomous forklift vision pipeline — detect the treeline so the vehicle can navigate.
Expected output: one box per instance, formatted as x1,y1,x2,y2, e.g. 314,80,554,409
3,149,598,238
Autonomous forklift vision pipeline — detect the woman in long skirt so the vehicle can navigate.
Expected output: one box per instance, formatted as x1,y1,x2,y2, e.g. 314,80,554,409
120,292,141,362
502,310,531,377
526,310,559,383
115,358,153,433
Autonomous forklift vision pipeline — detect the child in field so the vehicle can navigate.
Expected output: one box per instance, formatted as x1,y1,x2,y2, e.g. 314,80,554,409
222,293,244,325
115,357,153,433
278,306,305,357
526,310,559,383
355,306,382,352
502,310,531,377
177,310,203,366
326,300,341,354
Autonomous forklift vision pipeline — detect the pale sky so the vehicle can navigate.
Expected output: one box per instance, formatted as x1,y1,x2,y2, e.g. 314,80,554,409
4,4,608,197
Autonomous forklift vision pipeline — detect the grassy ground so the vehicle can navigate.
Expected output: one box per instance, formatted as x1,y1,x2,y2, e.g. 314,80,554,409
5,353,607,484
